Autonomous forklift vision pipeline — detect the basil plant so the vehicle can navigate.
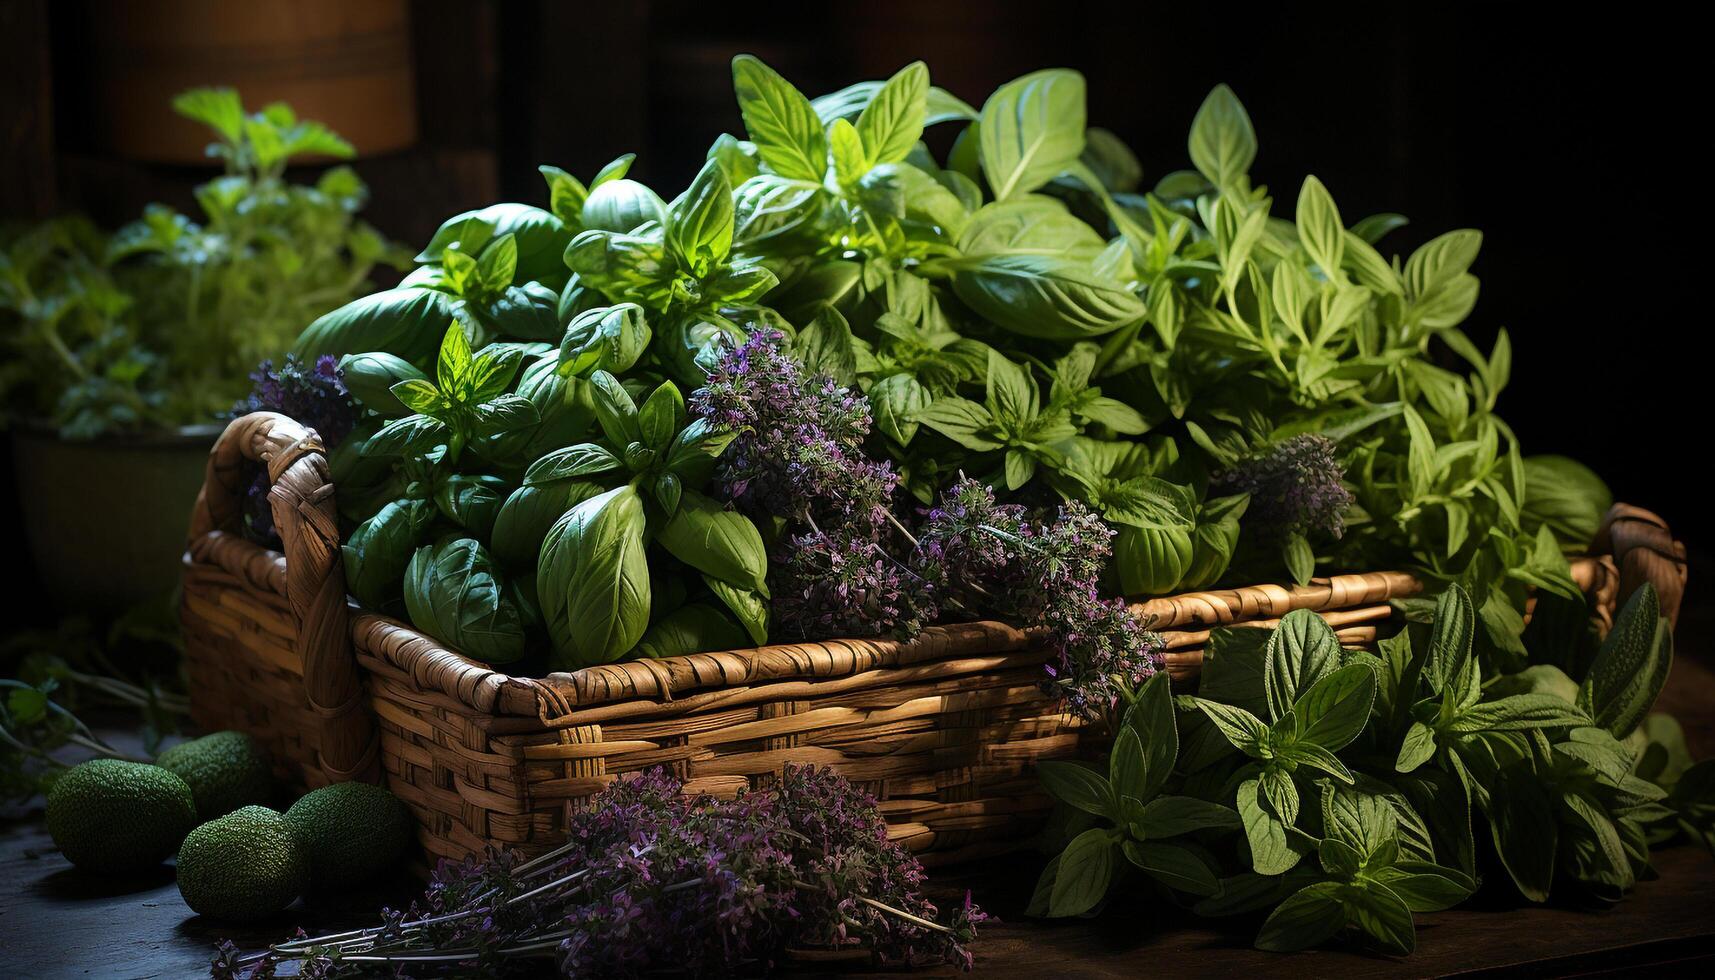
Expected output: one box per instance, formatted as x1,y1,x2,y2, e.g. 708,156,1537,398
339,313,766,670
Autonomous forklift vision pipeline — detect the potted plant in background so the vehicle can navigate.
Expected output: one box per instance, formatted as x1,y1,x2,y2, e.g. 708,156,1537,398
1,88,407,613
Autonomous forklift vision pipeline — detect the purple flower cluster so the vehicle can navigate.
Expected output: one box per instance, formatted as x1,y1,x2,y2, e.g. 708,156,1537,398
913,479,1162,716
773,526,936,640
1212,433,1353,543
230,354,359,544
230,353,357,445
691,328,896,533
213,766,985,978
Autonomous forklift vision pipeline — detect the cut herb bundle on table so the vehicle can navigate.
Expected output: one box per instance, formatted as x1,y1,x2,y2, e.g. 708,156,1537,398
218,766,986,977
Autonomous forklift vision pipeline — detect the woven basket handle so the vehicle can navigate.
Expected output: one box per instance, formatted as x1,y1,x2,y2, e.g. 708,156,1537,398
1593,503,1687,628
187,411,380,785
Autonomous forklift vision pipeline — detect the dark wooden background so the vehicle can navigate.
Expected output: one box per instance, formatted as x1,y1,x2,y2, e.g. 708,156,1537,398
1,0,1704,623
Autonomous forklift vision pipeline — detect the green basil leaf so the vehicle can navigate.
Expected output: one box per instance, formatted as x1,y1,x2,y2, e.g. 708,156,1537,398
1127,671,1178,799
391,378,449,416
668,159,735,278
580,177,669,234
912,396,1000,450
295,287,452,367
588,370,642,446
433,474,509,543
638,382,686,453
1579,584,1670,739
1123,840,1220,896
1265,608,1344,722
1098,723,1143,800
1255,881,1347,952
524,443,622,486
634,602,749,660
1344,881,1416,955
1447,694,1590,734
1180,697,1271,757
340,352,427,417
538,486,652,668
470,393,541,438
869,373,930,445
1488,765,1558,902
792,306,859,386
558,303,652,379
361,415,448,458
1396,722,1438,773
491,481,601,569
854,61,928,165
1187,84,1255,190
342,499,430,610
1295,175,1345,284
1049,827,1114,917
978,69,1086,200
1137,795,1242,839
705,576,769,646
418,203,571,288
1289,663,1376,751
731,55,828,183
1424,585,1476,698
951,254,1144,341
655,489,769,595
404,537,528,663
1259,765,1300,824
1036,760,1114,818
1239,776,1303,875
1281,531,1315,586
1369,865,1474,913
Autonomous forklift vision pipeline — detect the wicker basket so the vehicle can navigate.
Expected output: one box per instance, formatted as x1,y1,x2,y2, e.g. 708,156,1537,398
180,412,1688,867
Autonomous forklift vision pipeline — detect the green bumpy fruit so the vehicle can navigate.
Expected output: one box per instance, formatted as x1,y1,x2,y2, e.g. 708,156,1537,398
283,782,413,889
176,805,306,922
155,730,274,820
46,759,197,874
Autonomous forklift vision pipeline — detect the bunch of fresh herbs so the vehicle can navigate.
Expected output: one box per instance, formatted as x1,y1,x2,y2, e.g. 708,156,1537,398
292,56,1618,684
1033,582,1713,954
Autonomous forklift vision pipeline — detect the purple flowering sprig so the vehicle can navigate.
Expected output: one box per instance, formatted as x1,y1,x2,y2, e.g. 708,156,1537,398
1211,433,1352,545
229,353,360,544
214,766,986,979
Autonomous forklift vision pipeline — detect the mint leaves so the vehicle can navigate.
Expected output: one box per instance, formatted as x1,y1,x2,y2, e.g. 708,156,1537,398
1035,581,1702,955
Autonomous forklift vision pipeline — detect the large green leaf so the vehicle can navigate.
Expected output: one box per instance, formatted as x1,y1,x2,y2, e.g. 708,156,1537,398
403,537,528,663
951,254,1144,340
294,288,452,366
655,489,769,595
537,486,652,668
978,69,1086,200
732,55,828,183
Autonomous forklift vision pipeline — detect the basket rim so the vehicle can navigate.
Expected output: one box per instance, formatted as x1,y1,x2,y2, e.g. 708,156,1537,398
188,526,1637,727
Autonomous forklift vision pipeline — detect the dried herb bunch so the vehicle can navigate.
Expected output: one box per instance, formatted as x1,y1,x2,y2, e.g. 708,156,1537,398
214,766,986,978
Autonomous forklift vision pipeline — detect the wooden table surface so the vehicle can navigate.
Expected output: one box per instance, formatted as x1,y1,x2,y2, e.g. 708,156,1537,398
6,608,1715,979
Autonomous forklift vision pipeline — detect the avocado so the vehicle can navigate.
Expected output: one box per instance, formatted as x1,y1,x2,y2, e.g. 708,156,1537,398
175,805,306,921
45,759,197,874
156,730,274,820
283,782,413,889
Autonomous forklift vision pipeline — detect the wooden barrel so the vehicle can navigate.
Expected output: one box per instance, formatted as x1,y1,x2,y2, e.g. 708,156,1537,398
77,0,417,163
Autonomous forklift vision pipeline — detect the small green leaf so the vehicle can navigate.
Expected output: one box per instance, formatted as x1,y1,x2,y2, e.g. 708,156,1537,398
1137,795,1242,839
1124,840,1221,896
1037,760,1114,818
1255,881,1347,952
